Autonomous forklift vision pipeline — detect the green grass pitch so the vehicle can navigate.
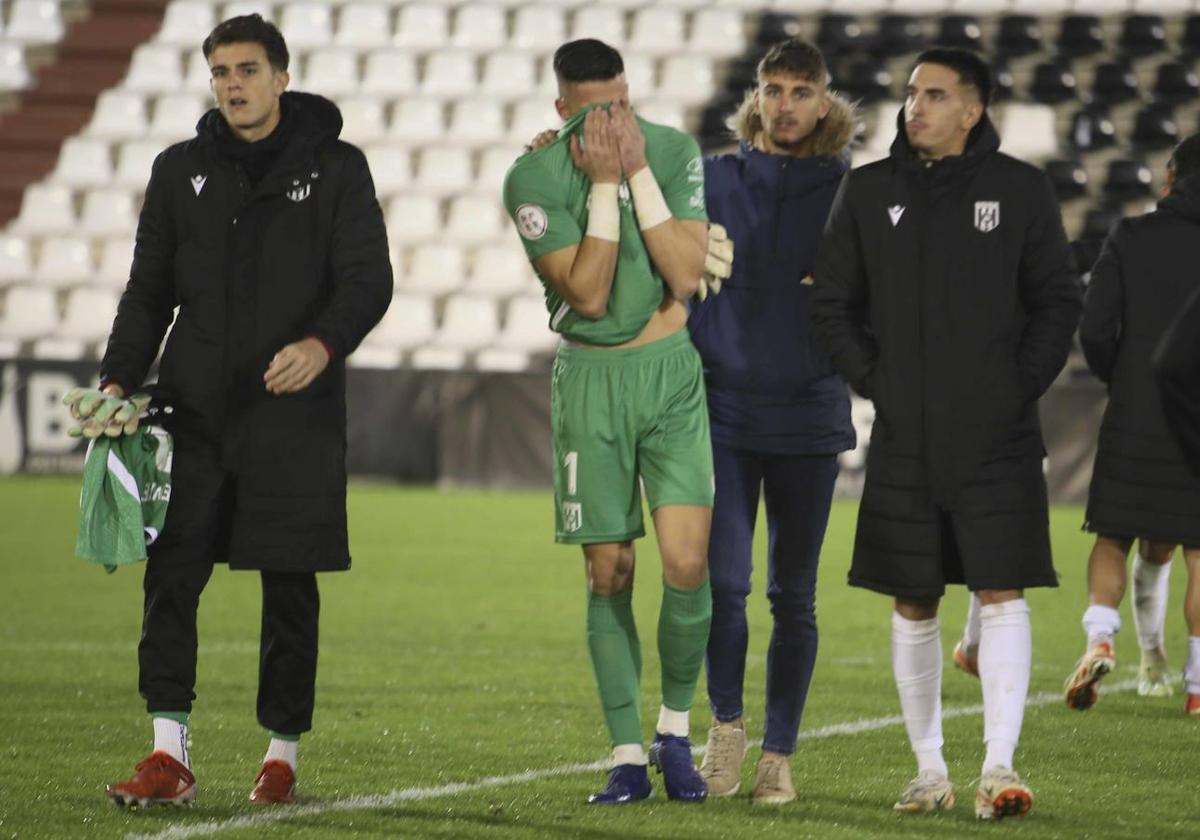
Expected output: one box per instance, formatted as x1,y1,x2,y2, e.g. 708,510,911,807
0,476,1195,839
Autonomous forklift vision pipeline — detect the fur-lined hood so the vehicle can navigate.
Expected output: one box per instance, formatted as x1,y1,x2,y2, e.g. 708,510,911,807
727,88,856,158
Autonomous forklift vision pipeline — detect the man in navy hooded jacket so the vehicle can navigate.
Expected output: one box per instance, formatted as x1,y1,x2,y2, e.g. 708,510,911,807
688,38,855,804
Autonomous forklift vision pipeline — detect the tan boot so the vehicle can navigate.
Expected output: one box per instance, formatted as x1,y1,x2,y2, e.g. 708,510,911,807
752,753,796,805
698,721,746,796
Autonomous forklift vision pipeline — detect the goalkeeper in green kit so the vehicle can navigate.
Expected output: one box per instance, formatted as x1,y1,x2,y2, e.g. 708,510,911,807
502,39,715,804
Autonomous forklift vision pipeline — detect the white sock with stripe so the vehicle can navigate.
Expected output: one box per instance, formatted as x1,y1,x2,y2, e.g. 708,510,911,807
1131,552,1171,651
152,717,189,768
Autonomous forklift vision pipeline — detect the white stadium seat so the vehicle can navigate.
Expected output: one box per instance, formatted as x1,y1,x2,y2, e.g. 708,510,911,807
34,236,93,287
421,51,478,97
513,6,566,52
446,100,505,145
464,245,534,297
413,147,473,196
6,0,64,44
571,8,626,46
34,287,120,359
494,295,557,352
87,91,150,140
0,236,33,284
362,50,418,96
149,94,205,142
184,52,216,94
508,100,560,144
386,195,440,243
363,145,411,196
300,49,360,98
480,52,537,100
636,101,686,131
390,98,446,144
350,292,437,367
0,286,58,342
403,244,466,294
338,98,387,145
688,9,746,58
50,138,114,188
999,104,1059,164
659,55,717,105
445,195,503,244
96,237,135,289
395,4,449,50
623,54,656,99
221,2,275,23
335,3,392,50
124,44,185,94
280,2,334,49
0,43,32,91
114,140,163,190
478,147,524,191
157,1,217,47
453,4,507,51
12,184,75,234
80,189,138,236
629,8,686,56
474,348,529,371
428,294,499,351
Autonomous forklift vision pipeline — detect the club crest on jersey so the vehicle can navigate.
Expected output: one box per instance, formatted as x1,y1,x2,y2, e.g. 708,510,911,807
287,181,312,203
974,201,1000,232
562,501,582,533
516,203,548,240
190,174,207,196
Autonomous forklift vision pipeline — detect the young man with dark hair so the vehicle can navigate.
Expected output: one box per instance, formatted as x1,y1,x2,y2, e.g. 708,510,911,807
79,13,393,808
812,47,1081,818
1067,135,1200,718
690,37,856,804
503,38,713,805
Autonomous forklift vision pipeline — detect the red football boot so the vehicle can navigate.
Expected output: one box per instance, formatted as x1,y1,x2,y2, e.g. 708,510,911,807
249,759,296,805
106,751,196,808
1186,693,1200,716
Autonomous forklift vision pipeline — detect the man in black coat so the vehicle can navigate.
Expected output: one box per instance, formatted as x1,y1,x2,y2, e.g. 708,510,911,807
812,49,1081,819
1070,136,1200,718
84,15,392,807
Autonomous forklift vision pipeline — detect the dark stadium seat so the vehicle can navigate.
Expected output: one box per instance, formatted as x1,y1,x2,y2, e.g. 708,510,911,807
1081,204,1124,241
698,95,740,151
1131,103,1180,152
838,57,893,104
1057,15,1105,59
722,56,758,97
992,55,1015,103
1103,159,1155,202
1044,159,1089,202
995,15,1043,58
1118,15,1167,58
1030,61,1078,105
817,14,870,58
874,15,927,58
1090,61,1140,107
935,16,983,52
755,13,801,49
1182,15,1200,59
1070,105,1117,154
1153,61,1200,106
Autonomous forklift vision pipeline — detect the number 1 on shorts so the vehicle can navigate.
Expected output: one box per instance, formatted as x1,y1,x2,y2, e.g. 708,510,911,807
564,451,578,497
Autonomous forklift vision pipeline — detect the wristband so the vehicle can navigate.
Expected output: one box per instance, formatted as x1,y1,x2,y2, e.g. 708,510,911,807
628,166,672,231
586,183,620,242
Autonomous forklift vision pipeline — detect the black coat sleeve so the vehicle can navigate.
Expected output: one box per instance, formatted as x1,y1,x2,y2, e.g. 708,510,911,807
1015,173,1083,399
1154,284,1200,475
811,173,876,397
1078,224,1124,384
308,146,393,359
99,152,178,393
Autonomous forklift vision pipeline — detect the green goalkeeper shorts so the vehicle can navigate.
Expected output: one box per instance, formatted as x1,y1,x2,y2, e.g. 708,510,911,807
550,329,714,545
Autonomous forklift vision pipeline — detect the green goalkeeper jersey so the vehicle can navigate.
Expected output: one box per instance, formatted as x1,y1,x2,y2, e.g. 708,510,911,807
502,105,708,346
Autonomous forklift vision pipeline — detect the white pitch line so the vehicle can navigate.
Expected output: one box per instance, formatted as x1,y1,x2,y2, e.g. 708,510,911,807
125,678,1138,840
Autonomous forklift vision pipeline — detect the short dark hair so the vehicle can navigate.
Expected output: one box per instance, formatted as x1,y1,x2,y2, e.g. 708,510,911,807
203,14,289,72
757,38,829,84
912,47,992,106
1169,134,1200,182
553,39,624,85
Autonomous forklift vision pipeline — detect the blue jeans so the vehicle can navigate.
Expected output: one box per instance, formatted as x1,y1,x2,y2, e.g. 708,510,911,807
704,441,839,755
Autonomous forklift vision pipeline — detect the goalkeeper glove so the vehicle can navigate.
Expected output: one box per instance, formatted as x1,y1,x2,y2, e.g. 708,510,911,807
697,223,733,301
63,388,152,438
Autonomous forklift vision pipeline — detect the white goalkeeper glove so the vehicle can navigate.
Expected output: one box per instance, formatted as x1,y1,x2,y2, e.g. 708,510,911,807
63,388,151,438
698,223,733,302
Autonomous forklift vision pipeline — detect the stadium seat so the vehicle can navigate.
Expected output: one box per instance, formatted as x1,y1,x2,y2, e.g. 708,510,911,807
300,49,360,98
1044,159,1089,202
1069,104,1118,154
395,3,449,50
1029,61,1078,106
0,236,33,284
156,0,217,45
183,52,215,94
1118,15,1167,58
351,292,437,367
0,286,58,342
1103,159,1154,202
935,16,983,52
816,14,870,58
480,52,537,100
953,0,1010,12
513,6,566,52
478,148,522,194
1056,15,1105,59
754,13,801,51
689,9,745,58
335,3,392,49
114,140,162,190
339,98,387,145
428,294,500,351
408,345,466,370
636,102,685,132
994,15,1042,57
48,287,120,349
0,43,31,91
838,58,892,105
464,245,532,297
508,100,560,145
50,138,114,188
453,4,507,51
572,7,626,46
1183,16,1200,60
390,98,446,144
659,56,717,106
34,236,93,287
629,8,686,56
998,103,1058,163
362,50,418,96
403,244,465,295
413,147,473,197
221,2,272,23
446,196,503,245
95,237,134,288
991,56,1015,103
87,91,150,140
6,0,64,44
493,295,557,352
123,44,184,94
363,145,410,196
422,51,478,97
474,348,530,372
149,94,205,142
1090,62,1140,107
874,15,927,58
1153,62,1200,106
1081,203,1123,241
386,195,440,244
80,189,138,236
1131,103,1180,152
623,54,656,98
281,2,334,48
12,184,75,234
447,100,505,145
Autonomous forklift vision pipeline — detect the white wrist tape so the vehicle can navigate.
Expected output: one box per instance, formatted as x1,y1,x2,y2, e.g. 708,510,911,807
587,183,620,242
628,166,672,231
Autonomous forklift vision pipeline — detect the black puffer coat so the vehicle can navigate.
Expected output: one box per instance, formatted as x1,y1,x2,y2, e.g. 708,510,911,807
1082,173,1200,544
812,113,1081,597
100,92,393,571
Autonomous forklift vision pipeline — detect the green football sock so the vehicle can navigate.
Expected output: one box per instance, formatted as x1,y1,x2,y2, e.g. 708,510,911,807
586,590,643,747
658,579,712,712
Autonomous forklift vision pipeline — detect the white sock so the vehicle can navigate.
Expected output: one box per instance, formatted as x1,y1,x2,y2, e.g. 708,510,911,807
962,593,981,650
612,743,648,766
264,737,298,770
1131,553,1171,651
1186,637,1200,695
979,599,1031,772
152,717,189,768
656,705,689,738
891,612,947,778
1082,604,1121,649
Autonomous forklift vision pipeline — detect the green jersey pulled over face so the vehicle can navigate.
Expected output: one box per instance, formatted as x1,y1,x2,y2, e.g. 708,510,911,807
502,106,708,346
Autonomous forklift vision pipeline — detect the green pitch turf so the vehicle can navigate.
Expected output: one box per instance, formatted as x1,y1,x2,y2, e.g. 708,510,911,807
0,477,1195,840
